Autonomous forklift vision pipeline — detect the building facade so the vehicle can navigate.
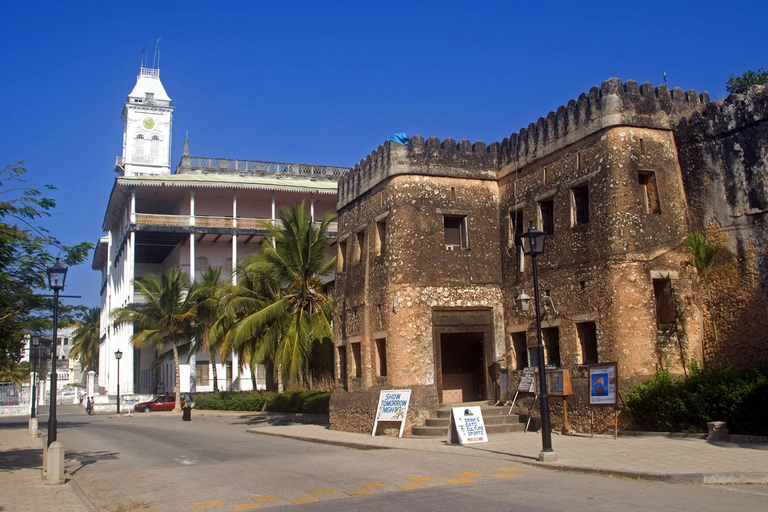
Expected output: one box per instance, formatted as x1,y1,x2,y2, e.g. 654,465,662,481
331,79,768,433
93,66,347,397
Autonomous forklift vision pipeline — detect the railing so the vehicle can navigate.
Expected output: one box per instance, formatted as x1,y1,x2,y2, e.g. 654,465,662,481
182,157,349,177
134,214,337,234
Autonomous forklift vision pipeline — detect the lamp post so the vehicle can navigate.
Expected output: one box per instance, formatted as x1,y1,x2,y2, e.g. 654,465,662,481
115,349,123,415
518,222,556,462
46,259,68,446
30,335,40,419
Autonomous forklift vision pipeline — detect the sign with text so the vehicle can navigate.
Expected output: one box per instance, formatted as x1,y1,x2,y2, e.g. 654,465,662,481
451,406,488,444
372,389,411,438
517,367,536,393
589,362,618,406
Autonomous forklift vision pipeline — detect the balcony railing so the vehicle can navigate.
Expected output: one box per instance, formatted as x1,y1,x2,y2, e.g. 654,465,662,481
134,214,337,234
180,157,349,177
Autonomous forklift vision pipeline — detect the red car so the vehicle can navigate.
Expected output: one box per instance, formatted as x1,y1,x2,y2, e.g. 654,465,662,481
134,395,176,412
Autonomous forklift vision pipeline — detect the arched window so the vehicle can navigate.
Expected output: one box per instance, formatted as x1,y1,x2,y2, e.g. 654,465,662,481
150,135,160,159
133,134,145,162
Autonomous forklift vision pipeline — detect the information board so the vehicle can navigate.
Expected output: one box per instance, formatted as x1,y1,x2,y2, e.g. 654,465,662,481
589,362,618,406
451,406,488,444
517,367,536,393
371,389,411,438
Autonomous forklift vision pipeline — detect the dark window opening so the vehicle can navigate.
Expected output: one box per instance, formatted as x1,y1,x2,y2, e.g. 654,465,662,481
375,338,387,377
354,231,365,264
444,215,468,249
538,200,554,234
351,342,362,378
338,240,347,272
542,327,561,367
639,171,661,214
653,278,676,326
510,209,524,245
375,220,386,256
577,322,598,364
196,361,210,386
571,184,589,225
337,346,347,379
511,332,528,370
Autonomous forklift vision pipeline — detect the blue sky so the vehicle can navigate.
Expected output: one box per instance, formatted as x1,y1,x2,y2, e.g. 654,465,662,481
1,1,766,308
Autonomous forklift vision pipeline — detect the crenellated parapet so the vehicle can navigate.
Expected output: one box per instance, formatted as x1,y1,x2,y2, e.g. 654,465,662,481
338,78,711,210
337,135,499,210
498,78,709,175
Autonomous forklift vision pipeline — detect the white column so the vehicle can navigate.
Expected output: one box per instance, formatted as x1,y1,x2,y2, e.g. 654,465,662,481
271,191,276,221
232,190,238,284
189,189,196,226
130,188,136,224
310,193,315,222
231,350,240,390
190,234,196,280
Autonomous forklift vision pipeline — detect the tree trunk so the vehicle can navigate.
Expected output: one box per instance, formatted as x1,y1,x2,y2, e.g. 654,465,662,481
211,351,219,393
265,361,277,391
189,350,197,393
172,343,182,412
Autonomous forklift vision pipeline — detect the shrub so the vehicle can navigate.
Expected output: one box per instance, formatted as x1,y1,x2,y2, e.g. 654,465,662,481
194,389,331,415
624,365,768,436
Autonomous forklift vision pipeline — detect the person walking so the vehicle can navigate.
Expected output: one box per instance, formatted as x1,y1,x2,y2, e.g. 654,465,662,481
182,393,192,421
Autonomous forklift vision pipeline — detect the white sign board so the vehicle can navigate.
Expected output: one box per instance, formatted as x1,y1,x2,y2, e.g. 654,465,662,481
451,406,488,444
372,389,411,438
589,362,618,406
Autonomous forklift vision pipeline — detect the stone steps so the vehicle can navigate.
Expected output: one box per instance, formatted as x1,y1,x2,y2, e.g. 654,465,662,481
411,402,525,438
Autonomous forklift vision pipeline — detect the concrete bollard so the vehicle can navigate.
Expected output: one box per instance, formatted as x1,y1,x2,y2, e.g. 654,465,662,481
707,421,729,441
29,417,38,438
45,441,66,485
41,436,48,479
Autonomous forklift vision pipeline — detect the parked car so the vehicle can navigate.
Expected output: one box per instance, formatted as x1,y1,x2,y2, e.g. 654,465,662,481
134,395,176,412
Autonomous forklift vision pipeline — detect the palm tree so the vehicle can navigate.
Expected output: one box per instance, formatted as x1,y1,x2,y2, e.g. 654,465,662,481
683,231,734,367
70,307,101,373
0,358,28,386
226,202,336,387
189,267,227,393
111,269,195,412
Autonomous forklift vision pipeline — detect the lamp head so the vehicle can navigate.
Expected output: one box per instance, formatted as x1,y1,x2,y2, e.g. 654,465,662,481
47,258,68,291
115,349,123,360
515,291,531,312
518,222,546,256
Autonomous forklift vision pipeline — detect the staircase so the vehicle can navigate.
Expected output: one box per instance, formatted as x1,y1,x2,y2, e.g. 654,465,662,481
411,402,525,437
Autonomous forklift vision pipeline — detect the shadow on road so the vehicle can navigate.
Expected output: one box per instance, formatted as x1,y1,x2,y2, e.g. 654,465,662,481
0,447,42,471
66,450,119,475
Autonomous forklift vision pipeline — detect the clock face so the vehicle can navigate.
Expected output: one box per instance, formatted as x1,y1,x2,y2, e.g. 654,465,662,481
142,117,155,130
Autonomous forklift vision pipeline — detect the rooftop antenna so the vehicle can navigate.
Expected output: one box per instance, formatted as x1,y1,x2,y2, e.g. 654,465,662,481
140,43,146,69
152,38,161,69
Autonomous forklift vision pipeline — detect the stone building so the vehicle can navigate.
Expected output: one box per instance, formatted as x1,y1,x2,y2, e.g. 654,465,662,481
330,79,768,433
92,65,347,397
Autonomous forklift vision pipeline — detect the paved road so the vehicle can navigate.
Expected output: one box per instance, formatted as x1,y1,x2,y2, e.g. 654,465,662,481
10,407,768,512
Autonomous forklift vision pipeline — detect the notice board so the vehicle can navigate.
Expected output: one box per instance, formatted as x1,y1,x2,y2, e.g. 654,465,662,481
371,389,411,438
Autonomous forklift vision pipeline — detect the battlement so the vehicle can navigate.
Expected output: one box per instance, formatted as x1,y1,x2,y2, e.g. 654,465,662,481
337,78,710,210
337,136,499,209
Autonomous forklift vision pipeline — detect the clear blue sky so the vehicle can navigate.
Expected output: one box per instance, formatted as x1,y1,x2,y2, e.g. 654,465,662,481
1,1,765,308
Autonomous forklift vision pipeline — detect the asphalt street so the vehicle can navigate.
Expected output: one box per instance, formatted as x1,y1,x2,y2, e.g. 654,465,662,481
6,406,767,512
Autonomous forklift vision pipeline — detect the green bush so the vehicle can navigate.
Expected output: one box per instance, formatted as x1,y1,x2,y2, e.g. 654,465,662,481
194,389,331,415
624,365,768,436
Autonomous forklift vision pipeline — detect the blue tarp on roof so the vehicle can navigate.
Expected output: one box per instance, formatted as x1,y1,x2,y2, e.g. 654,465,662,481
390,133,411,145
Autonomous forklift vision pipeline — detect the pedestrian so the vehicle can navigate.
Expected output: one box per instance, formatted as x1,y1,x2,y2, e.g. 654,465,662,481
86,396,93,415
182,393,192,421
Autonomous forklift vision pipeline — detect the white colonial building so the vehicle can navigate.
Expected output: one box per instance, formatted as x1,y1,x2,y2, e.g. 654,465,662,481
92,64,347,397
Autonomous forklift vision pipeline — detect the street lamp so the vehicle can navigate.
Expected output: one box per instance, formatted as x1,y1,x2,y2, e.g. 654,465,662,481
115,349,123,415
30,335,40,419
46,258,67,446
518,222,556,462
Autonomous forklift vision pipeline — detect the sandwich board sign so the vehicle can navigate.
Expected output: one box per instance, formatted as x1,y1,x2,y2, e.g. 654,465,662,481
450,406,488,444
372,389,411,438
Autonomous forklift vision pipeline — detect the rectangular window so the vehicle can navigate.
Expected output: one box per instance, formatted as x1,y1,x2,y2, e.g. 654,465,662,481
375,220,386,256
338,240,347,272
577,322,598,364
444,215,468,249
538,199,554,235
196,361,210,386
354,230,365,264
542,327,561,367
653,278,676,326
351,342,362,378
375,338,387,377
638,171,661,214
337,346,347,379
571,184,589,226
511,332,528,370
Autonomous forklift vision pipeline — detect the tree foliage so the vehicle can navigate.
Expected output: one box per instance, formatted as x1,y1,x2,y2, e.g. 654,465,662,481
726,68,768,94
0,162,93,365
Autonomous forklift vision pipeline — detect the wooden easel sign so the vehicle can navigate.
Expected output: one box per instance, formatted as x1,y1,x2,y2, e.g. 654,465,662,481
372,389,411,438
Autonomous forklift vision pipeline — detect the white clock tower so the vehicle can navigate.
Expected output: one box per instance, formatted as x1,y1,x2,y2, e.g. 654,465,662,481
117,66,174,176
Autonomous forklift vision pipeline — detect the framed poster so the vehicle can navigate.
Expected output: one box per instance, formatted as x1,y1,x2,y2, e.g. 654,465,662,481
517,367,536,393
588,362,618,406
451,406,488,444
371,389,411,437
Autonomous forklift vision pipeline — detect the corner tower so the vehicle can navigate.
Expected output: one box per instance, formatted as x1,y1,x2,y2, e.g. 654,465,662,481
116,66,174,176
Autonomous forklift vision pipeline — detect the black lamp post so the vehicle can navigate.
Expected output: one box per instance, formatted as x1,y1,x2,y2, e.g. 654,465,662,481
115,349,122,415
30,335,40,419
518,222,555,461
46,259,67,446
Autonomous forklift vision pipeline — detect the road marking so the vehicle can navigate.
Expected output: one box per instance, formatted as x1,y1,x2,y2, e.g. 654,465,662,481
397,482,428,490
231,503,263,511
455,471,484,478
289,496,321,504
343,489,376,496
194,501,225,509
360,481,389,488
491,472,520,479
251,494,284,503
408,476,438,483
447,477,476,484
308,488,341,496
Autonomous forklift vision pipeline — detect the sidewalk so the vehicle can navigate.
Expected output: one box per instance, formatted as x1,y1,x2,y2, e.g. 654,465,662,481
244,419,768,485
0,426,91,512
